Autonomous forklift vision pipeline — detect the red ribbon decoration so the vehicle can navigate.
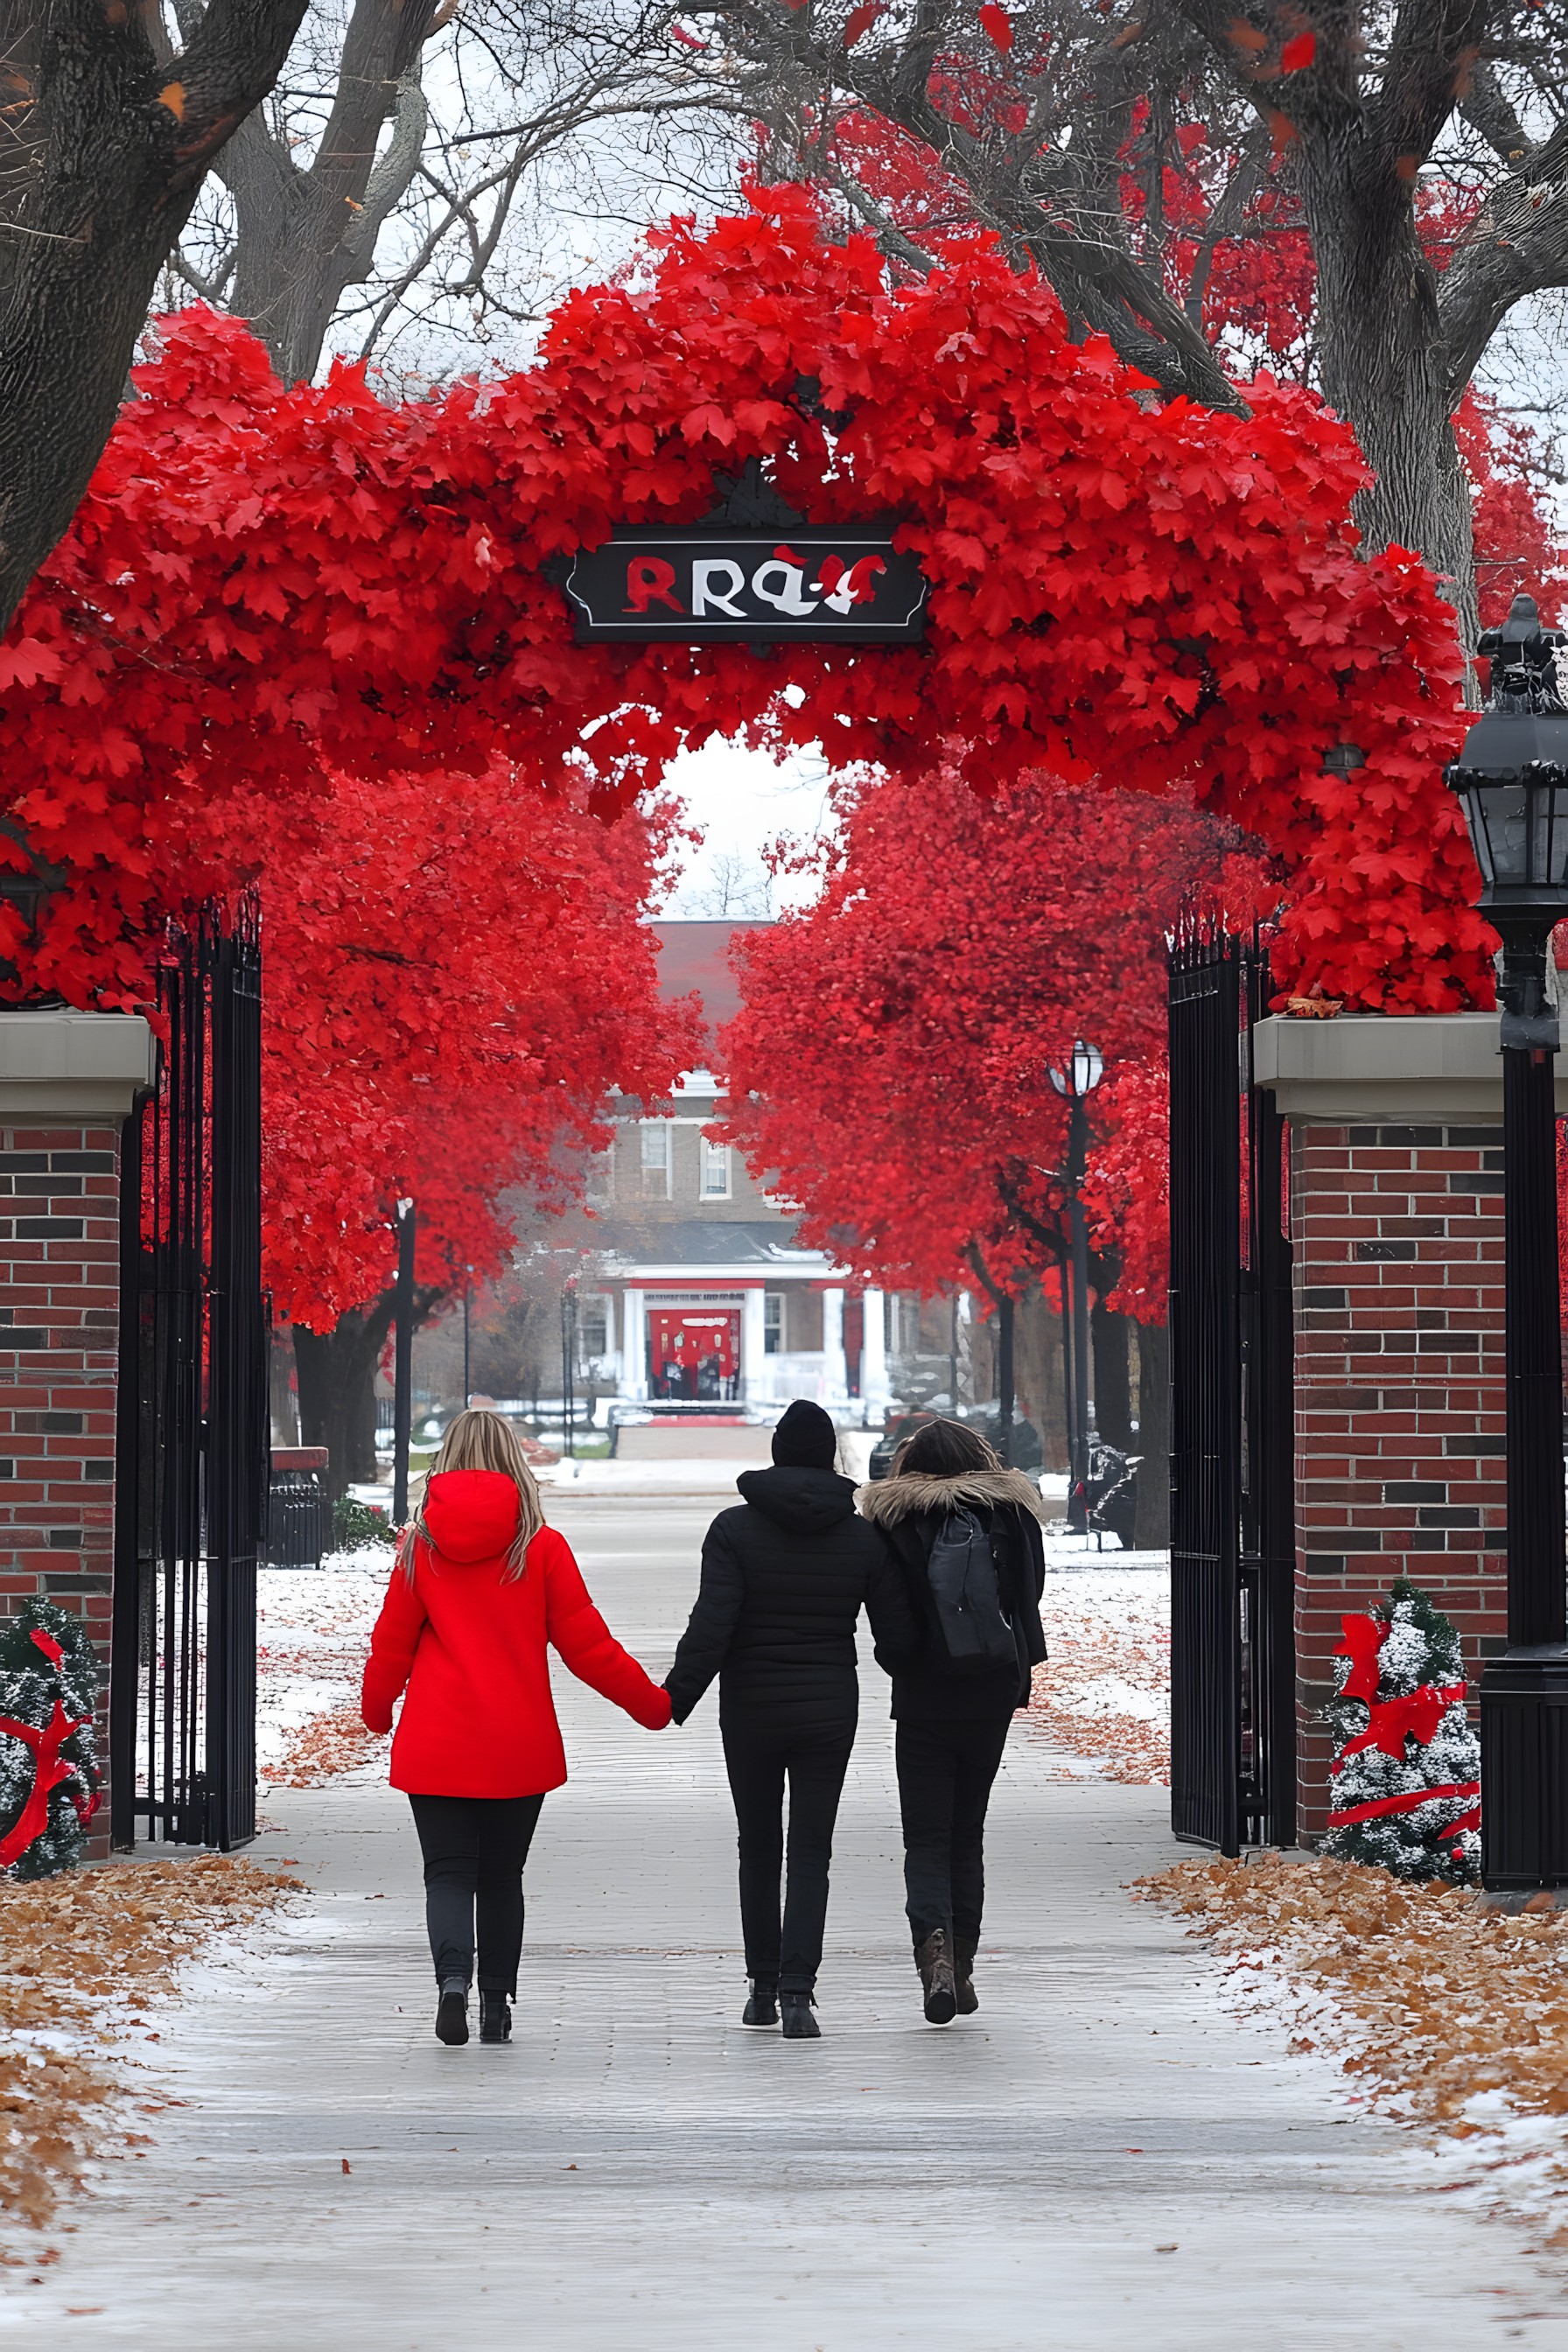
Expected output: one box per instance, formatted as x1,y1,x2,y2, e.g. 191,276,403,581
0,1681,93,1870
1333,1614,1383,1705
1340,1680,1467,1761
1326,1778,1480,1830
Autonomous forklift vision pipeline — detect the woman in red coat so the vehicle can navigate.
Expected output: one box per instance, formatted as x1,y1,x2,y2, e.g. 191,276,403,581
360,1409,669,2047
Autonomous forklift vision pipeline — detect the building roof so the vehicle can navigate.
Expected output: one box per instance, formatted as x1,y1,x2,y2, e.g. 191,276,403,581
594,1219,831,1271
653,920,770,1039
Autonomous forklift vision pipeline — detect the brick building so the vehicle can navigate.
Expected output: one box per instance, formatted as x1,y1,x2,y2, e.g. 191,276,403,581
0,1012,156,1858
581,920,891,1414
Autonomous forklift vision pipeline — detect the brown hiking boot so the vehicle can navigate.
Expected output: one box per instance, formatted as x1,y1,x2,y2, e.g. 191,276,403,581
915,1928,957,2025
954,1939,979,2016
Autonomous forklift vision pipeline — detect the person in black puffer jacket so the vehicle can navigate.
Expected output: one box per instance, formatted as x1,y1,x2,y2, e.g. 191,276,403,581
664,1398,916,2039
858,1416,1046,2026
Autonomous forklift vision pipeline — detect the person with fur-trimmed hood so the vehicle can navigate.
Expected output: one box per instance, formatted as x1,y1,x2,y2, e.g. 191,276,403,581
858,1416,1046,2025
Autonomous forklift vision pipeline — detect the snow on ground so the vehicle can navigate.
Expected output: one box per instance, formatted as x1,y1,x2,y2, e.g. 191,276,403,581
256,1557,394,1787
1026,1565,1171,1785
259,1549,1175,1793
1146,1852,1568,2245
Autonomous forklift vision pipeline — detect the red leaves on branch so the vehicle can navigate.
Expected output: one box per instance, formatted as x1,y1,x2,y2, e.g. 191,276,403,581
718,770,1270,1311
260,770,690,1328
1,186,1488,1027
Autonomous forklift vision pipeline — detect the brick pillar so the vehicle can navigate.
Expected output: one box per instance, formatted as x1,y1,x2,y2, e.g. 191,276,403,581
1254,1012,1528,1845
0,1015,156,1858
1291,1120,1507,1838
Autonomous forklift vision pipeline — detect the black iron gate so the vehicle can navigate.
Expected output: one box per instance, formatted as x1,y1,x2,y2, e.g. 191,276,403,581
1167,928,1296,1853
111,906,266,1852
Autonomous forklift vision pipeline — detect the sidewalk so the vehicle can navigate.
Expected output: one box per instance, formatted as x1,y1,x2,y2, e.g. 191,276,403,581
8,1492,1562,2348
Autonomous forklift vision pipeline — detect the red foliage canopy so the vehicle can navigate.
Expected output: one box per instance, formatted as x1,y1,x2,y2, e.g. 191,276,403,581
718,768,1268,1315
2,186,1487,1018
259,768,688,1327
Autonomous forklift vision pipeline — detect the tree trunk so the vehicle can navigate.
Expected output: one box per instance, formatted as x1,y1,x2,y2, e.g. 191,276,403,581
269,1324,301,1446
1134,1320,1170,1550
294,1302,395,1499
0,0,306,635
1014,1290,1068,1473
295,1282,450,1498
1298,133,1479,645
1090,1298,1134,1450
222,0,439,384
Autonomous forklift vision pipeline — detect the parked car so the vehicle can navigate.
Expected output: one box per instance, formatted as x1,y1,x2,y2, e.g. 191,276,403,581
866,1409,1044,1482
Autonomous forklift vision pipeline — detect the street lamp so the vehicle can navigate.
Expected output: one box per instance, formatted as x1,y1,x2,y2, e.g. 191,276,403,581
392,1197,416,1526
1048,1040,1104,1536
1446,591,1568,1891
560,1274,579,1460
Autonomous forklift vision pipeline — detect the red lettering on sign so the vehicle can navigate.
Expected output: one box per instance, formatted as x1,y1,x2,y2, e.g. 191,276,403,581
844,554,886,606
624,557,685,614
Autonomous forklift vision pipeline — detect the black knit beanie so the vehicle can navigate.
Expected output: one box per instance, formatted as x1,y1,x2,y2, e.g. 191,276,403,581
772,1399,837,1469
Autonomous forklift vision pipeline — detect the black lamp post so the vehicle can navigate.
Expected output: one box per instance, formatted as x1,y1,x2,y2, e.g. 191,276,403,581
561,1275,579,1459
1446,592,1568,1891
1048,1040,1104,1536
392,1197,416,1527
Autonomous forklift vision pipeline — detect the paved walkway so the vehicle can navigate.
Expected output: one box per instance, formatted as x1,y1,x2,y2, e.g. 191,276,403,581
8,1494,1563,2348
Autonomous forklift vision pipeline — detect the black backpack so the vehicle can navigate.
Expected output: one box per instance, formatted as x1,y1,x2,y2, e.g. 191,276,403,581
925,1507,1017,1674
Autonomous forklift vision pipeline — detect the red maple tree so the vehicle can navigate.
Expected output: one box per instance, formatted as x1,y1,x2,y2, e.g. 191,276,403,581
256,763,693,1484
717,766,1268,1308
1,186,1489,1026
261,763,687,1328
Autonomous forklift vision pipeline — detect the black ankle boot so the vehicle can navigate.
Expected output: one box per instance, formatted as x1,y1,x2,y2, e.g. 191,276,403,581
480,1992,512,2044
954,1939,979,2016
914,1928,956,2025
435,1977,470,2045
742,1981,779,2028
780,1992,820,2040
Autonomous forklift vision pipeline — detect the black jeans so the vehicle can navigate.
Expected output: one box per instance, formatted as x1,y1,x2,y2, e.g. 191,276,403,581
408,1794,544,1995
894,1715,1012,1951
721,1719,855,1994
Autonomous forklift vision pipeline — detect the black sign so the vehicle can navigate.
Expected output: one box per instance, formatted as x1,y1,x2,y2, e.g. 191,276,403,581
561,526,928,645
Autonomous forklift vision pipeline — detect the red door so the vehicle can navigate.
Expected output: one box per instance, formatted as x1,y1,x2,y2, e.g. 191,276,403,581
647,1308,741,1400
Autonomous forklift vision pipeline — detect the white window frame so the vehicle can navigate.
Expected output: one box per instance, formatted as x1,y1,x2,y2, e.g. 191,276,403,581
585,1141,614,1203
640,1120,673,1200
699,1137,732,1200
764,1292,783,1354
578,1292,612,1364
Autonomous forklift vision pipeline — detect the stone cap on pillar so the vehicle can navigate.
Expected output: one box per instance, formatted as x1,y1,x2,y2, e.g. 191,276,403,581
0,1009,157,1120
1252,1011,1568,1124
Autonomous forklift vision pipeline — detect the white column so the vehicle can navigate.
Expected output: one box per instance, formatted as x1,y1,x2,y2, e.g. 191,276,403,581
822,1286,846,1404
863,1285,890,1409
622,1287,648,1401
741,1285,767,1405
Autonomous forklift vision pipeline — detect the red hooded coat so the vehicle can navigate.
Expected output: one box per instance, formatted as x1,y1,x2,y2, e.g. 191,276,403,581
360,1467,670,1796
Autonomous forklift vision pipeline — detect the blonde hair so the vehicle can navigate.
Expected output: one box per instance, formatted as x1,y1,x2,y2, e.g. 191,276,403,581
401,1408,545,1586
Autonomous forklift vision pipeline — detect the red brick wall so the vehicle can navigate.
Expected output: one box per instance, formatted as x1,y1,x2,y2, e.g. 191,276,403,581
0,1122,122,1859
1290,1120,1506,1839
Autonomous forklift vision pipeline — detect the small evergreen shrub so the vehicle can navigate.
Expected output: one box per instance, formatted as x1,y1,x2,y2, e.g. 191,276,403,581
1321,1578,1480,1886
332,1496,394,1552
0,1601,103,1880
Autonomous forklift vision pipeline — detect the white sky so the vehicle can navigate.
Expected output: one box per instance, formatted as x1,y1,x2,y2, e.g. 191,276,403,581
656,738,840,920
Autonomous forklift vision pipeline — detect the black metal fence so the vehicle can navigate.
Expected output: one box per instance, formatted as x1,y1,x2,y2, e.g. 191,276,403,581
1167,928,1296,1853
111,906,266,1852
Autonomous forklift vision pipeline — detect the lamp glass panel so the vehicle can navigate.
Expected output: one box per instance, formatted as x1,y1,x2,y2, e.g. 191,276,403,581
1073,1040,1103,1094
1527,776,1568,889
1477,780,1522,886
